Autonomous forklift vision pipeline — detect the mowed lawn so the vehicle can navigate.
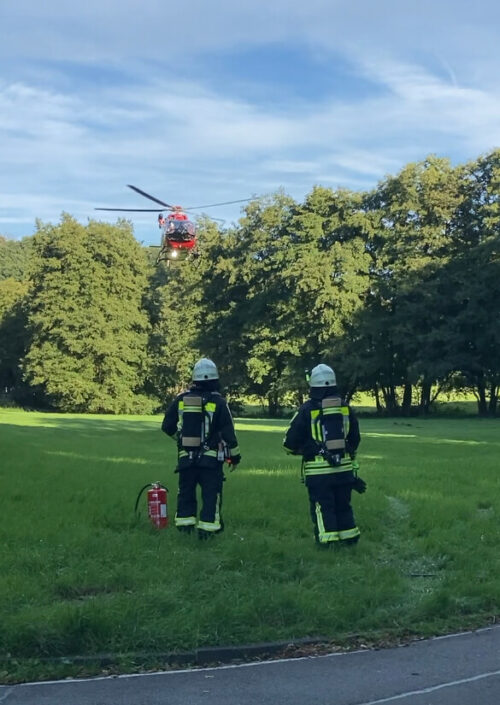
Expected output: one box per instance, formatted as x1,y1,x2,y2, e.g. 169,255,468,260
0,409,499,681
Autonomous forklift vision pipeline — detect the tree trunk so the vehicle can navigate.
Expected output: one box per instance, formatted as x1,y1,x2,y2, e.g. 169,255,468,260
267,390,281,418
373,384,382,413
487,383,498,416
419,380,432,415
401,382,412,417
381,384,399,415
476,376,488,416
344,388,353,404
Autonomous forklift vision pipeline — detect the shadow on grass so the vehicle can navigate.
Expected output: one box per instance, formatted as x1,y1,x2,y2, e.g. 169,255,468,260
234,417,287,427
44,449,167,467
0,417,161,433
0,421,173,472
235,421,287,433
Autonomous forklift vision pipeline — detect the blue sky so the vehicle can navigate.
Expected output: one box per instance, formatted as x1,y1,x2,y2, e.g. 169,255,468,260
1,0,500,245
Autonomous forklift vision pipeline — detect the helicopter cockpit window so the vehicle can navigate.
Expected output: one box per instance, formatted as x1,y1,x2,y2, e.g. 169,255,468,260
166,220,196,240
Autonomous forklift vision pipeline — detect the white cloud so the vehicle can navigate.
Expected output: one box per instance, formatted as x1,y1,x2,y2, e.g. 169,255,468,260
358,58,500,152
2,58,500,240
262,159,321,174
2,1,499,79
2,0,500,240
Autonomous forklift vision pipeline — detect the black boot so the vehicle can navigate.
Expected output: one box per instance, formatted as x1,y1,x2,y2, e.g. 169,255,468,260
177,525,195,535
198,528,215,540
340,536,360,546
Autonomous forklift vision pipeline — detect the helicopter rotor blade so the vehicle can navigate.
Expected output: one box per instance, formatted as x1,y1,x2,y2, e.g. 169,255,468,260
127,184,174,209
95,208,168,212
187,212,226,224
185,198,254,210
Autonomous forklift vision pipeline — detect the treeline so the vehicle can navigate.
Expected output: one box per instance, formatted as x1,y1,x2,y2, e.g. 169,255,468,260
1,151,499,416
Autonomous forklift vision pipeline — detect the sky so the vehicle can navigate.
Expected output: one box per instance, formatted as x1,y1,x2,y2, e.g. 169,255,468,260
1,0,500,245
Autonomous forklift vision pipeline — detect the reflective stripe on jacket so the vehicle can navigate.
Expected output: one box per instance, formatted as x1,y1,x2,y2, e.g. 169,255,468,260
162,387,239,466
283,396,360,476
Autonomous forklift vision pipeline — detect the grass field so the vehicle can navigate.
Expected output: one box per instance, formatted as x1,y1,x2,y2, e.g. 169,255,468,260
1,409,499,682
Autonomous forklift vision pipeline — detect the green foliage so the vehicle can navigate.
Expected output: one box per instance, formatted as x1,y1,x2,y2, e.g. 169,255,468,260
145,264,201,403
22,215,153,413
143,154,500,416
1,149,499,415
345,152,500,415
0,235,32,281
0,278,29,392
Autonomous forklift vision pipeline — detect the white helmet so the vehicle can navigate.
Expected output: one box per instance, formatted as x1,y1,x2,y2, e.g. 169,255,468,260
309,364,336,387
192,358,219,381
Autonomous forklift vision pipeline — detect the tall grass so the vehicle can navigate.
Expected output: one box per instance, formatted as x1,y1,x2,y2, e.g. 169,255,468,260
0,410,499,681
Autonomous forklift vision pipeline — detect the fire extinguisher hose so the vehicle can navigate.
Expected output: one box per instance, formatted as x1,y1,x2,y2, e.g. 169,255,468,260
134,482,168,517
134,484,152,517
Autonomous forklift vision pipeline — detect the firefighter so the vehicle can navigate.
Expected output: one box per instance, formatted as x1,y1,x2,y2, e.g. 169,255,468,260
161,358,241,539
283,364,366,546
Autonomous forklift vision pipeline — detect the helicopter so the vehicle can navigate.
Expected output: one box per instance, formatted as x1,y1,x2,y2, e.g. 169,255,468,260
95,185,251,264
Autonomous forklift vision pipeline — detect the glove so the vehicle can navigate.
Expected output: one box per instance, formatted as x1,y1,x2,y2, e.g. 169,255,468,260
352,476,367,494
351,460,360,472
228,454,241,471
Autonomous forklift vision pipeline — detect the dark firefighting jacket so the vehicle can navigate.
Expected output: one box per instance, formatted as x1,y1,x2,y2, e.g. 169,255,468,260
283,392,360,477
162,386,240,469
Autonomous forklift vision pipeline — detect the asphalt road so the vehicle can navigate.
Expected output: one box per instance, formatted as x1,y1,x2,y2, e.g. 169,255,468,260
1,626,499,705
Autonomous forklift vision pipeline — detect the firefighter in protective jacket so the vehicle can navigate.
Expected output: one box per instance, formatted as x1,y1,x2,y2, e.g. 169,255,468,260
283,364,365,546
161,358,241,539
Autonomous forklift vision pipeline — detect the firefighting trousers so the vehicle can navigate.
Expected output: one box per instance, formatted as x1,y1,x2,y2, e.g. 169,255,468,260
175,463,224,533
305,474,360,544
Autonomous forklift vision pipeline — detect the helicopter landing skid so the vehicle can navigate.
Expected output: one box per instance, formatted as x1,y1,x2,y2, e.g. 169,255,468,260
155,248,200,267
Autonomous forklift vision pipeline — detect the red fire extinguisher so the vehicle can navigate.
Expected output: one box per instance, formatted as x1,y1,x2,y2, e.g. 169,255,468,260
135,482,169,529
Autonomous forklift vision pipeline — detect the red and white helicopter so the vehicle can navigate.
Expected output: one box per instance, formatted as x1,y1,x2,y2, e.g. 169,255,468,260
96,185,250,264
